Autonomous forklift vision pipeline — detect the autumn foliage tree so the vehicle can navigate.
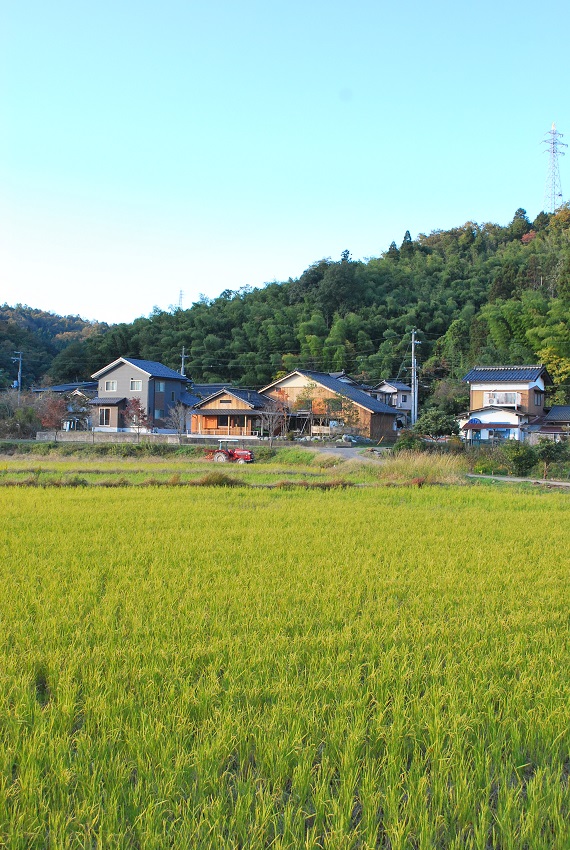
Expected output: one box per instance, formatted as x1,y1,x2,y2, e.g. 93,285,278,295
122,398,149,440
41,397,68,434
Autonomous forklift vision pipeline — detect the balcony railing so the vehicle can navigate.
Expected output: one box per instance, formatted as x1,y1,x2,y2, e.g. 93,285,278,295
484,392,521,408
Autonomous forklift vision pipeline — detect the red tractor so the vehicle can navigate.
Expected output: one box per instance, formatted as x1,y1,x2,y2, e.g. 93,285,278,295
204,440,254,464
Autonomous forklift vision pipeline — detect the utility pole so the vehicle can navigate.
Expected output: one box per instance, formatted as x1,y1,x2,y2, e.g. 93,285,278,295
411,330,419,426
180,346,187,376
543,122,567,213
11,351,23,404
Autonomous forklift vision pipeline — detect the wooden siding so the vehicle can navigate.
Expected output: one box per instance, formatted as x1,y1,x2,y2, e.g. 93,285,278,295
197,393,249,410
264,381,395,439
191,414,257,437
470,387,545,415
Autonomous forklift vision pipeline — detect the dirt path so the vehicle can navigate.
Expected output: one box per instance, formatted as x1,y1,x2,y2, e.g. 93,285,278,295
467,473,570,488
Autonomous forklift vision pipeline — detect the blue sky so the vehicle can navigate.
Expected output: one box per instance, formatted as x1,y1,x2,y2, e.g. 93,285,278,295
2,0,569,325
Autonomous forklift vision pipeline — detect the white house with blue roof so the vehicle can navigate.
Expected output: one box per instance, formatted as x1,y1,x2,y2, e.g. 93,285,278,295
460,365,552,442
90,357,194,431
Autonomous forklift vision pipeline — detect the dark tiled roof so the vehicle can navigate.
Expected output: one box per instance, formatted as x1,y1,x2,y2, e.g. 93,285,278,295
297,371,398,414
462,365,552,384
227,388,270,408
544,406,570,422
191,383,229,398
195,388,271,409
34,381,98,394
122,358,190,381
89,397,126,405
180,392,202,407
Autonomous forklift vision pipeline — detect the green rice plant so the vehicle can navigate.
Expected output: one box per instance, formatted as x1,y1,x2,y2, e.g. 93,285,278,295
1,484,570,846
311,452,344,469
272,446,318,465
195,470,245,487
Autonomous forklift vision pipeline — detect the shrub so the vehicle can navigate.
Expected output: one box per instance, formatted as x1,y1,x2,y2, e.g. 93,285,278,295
251,447,277,462
500,441,536,477
392,430,426,453
535,438,569,479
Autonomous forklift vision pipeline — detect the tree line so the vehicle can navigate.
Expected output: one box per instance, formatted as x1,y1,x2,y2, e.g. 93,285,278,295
2,205,570,411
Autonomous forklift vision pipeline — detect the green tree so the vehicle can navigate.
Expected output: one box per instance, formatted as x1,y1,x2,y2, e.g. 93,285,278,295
413,409,459,438
534,438,568,479
500,441,536,476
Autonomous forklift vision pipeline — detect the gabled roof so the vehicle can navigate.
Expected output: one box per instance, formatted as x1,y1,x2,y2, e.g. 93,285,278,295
462,365,552,385
194,387,271,410
261,370,397,415
544,406,570,422
462,421,514,430
91,357,189,381
374,380,411,392
464,406,528,419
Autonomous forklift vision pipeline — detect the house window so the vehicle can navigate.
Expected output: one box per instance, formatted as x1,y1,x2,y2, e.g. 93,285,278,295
217,415,229,426
171,391,176,402
401,394,407,402
104,380,117,392
534,391,543,406
219,399,232,405
130,379,142,391
154,409,165,420
99,408,110,426
156,381,165,393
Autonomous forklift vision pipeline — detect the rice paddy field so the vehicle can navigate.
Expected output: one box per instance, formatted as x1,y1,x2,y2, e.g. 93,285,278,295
2,462,570,848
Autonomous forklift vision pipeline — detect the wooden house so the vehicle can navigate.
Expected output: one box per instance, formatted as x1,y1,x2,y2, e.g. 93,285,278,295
190,388,276,438
260,370,398,439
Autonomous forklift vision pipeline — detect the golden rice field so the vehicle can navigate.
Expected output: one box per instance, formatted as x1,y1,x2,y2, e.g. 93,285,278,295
2,481,570,849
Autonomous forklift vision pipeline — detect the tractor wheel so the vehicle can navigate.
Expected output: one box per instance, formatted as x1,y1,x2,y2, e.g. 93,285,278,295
237,458,246,464
213,452,228,462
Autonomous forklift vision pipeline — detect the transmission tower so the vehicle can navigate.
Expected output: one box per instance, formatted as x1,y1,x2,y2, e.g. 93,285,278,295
178,290,184,309
543,122,567,213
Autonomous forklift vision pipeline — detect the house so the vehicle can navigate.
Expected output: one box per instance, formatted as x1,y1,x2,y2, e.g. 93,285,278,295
190,388,277,438
532,406,570,442
259,370,398,439
369,380,412,426
90,357,193,432
460,365,552,442
33,382,98,430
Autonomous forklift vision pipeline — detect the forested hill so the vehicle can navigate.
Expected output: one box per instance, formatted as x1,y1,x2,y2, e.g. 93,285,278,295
3,205,570,403
0,305,108,390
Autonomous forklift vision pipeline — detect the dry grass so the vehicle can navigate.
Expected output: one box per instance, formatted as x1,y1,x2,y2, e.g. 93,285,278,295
376,450,469,485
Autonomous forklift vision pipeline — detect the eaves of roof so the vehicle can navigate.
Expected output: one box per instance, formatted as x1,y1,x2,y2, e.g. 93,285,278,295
92,357,189,381
545,405,570,422
260,370,397,415
462,365,552,385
